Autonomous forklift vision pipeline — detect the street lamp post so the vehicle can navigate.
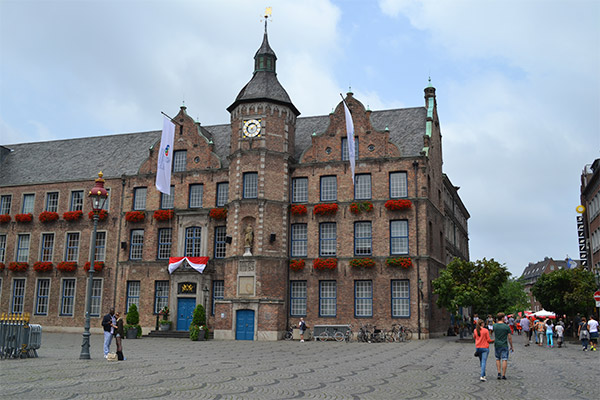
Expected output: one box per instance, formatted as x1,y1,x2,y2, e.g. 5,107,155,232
80,172,109,359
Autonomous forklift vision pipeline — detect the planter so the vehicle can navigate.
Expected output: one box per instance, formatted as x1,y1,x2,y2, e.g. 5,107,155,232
153,210,174,221
159,323,171,331
209,208,227,220
15,213,33,223
126,327,138,339
349,201,373,214
384,199,412,211
313,258,337,270
0,214,11,224
39,211,59,223
63,210,83,221
313,203,338,216
291,205,307,216
88,209,108,221
125,211,145,222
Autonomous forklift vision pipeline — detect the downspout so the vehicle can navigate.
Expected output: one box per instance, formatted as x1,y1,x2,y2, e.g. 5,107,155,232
413,160,421,340
113,176,127,308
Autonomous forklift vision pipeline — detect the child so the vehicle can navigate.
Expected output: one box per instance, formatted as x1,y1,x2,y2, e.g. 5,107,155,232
555,323,564,348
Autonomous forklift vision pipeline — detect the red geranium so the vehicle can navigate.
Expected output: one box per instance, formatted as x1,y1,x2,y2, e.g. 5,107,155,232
349,258,376,268
386,257,412,268
209,208,227,220
88,209,109,221
291,205,308,216
39,211,59,223
290,259,305,271
33,261,53,272
0,214,12,223
57,261,77,272
8,262,28,272
0,262,4,270
349,201,373,214
63,210,83,221
15,213,33,223
384,199,412,211
84,261,104,272
153,210,174,221
125,211,145,222
313,203,338,216
313,258,337,270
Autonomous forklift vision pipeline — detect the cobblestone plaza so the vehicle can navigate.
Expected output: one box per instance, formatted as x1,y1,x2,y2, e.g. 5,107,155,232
0,332,596,399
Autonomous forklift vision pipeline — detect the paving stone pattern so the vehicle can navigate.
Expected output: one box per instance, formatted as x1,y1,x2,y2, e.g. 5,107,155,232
0,333,596,399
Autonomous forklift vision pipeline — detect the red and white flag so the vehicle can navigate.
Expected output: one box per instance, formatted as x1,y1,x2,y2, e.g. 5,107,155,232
168,257,209,274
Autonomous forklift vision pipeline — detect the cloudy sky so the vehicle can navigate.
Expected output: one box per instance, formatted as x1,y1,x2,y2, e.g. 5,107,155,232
1,0,598,277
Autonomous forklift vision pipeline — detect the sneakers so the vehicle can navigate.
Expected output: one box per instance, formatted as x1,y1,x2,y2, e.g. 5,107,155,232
502,376,507,380
480,376,486,382
104,354,108,359
300,339,304,342
497,374,501,380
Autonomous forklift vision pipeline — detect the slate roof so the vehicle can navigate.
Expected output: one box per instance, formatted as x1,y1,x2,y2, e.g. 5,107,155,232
519,257,580,285
0,107,427,187
227,71,298,115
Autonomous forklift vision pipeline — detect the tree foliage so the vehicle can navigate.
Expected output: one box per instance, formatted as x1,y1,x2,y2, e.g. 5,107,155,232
531,267,596,317
432,258,510,315
492,278,530,315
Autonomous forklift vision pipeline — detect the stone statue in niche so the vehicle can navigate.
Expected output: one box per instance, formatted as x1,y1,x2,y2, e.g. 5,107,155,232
243,225,253,256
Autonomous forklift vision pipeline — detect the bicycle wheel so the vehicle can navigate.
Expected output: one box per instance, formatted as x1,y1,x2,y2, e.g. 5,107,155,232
404,329,413,341
284,331,293,340
397,331,406,342
385,331,395,343
318,331,329,342
334,331,344,342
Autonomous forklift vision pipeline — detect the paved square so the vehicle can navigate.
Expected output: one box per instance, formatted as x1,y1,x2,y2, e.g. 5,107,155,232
0,332,596,399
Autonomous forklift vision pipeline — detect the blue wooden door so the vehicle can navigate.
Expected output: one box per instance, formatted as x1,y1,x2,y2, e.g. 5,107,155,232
177,298,196,331
235,310,255,340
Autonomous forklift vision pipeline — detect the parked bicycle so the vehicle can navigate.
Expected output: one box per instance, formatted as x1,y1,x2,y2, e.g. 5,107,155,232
284,325,294,340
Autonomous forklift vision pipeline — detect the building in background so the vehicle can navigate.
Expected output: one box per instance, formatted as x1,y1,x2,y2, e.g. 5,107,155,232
580,159,600,286
0,26,469,339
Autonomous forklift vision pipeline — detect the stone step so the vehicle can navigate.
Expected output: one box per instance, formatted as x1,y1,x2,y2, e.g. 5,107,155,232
147,330,190,339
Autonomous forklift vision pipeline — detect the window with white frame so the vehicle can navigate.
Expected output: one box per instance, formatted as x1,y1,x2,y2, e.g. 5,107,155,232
35,279,51,315
214,226,226,258
341,137,359,161
65,232,80,262
94,231,106,262
173,150,187,172
157,228,172,260
130,230,144,260
319,223,337,257
0,234,6,263
185,227,202,257
22,193,35,213
60,279,76,316
126,281,140,313
40,233,54,262
212,280,224,315
320,176,337,202
101,188,111,211
243,172,258,199
291,224,307,257
292,177,308,203
133,187,147,210
390,172,408,198
390,220,409,255
216,182,229,207
16,234,30,262
319,280,337,317
12,278,26,314
154,281,169,314
90,279,102,317
354,174,371,200
290,281,307,316
189,184,203,208
46,192,59,212
354,221,372,256
69,191,83,211
355,280,373,317
160,186,175,209
392,280,410,318
0,195,11,214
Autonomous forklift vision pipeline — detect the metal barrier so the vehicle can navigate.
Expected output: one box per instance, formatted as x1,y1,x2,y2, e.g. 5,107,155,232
0,313,42,359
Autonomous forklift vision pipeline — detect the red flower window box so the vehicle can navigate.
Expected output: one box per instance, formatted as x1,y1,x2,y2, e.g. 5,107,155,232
349,201,373,214
0,214,12,223
57,261,77,272
8,262,28,272
313,203,338,216
84,261,104,272
349,258,376,268
15,213,33,223
313,258,337,270
386,257,412,268
153,210,174,221
0,262,5,271
290,259,305,271
88,209,109,221
291,205,307,216
209,208,227,220
33,261,53,272
63,210,83,221
384,199,412,211
39,211,59,223
125,211,145,222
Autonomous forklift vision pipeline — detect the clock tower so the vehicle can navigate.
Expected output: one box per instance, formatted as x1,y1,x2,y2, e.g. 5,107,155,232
214,17,300,340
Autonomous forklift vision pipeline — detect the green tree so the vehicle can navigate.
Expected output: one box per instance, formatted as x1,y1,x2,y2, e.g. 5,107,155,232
432,258,510,316
531,267,596,317
492,278,530,315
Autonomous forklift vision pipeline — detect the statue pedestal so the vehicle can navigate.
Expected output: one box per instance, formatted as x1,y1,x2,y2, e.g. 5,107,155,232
243,247,252,257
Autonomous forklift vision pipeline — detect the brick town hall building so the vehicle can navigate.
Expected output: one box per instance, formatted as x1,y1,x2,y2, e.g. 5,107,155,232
0,28,469,340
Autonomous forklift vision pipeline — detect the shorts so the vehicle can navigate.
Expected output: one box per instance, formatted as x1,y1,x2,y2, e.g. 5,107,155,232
590,332,598,341
299,330,306,335
495,347,509,361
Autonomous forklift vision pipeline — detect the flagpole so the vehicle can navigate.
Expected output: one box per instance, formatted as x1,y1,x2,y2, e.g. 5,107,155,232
160,111,183,127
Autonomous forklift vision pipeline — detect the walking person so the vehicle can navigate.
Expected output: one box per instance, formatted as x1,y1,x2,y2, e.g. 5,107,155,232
101,307,115,358
578,317,590,351
545,319,554,348
493,312,513,380
299,317,307,343
587,315,598,351
114,312,125,361
535,318,545,346
486,315,494,338
520,316,531,346
474,319,494,381
555,322,564,348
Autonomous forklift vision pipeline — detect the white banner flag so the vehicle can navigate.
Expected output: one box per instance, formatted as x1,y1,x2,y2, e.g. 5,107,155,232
343,101,356,184
156,116,175,194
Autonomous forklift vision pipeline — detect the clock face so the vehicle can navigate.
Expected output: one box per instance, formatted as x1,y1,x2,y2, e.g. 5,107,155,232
243,119,261,137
